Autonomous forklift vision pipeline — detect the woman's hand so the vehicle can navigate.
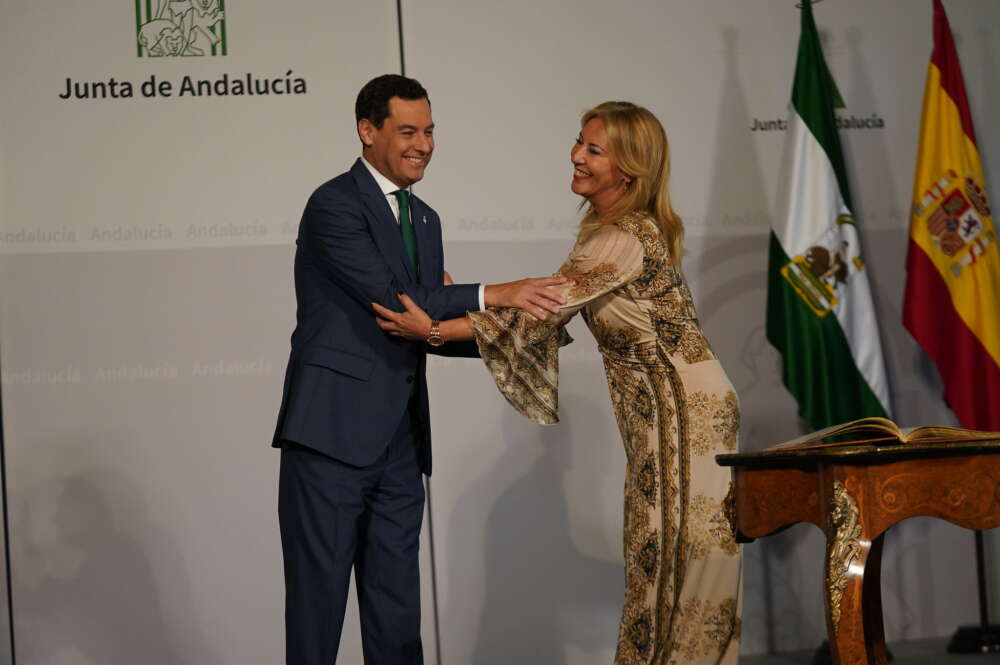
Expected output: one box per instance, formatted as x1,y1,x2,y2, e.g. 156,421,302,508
483,276,568,321
373,294,432,341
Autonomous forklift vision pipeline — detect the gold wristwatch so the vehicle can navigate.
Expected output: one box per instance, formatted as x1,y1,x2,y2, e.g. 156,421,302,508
427,320,444,347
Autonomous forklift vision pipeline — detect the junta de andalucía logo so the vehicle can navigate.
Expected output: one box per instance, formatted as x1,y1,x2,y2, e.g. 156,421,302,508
135,0,227,57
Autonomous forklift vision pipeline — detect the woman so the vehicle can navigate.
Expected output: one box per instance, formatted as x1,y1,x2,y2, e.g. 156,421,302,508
375,101,741,664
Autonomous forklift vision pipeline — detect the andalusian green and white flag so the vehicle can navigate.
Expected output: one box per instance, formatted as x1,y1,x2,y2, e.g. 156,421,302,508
766,2,891,429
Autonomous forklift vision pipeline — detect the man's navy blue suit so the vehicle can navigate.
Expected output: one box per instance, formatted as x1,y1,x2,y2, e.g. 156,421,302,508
273,158,479,664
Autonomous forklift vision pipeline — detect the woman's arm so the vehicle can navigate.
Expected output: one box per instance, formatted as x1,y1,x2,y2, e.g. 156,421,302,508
439,316,474,341
466,222,649,424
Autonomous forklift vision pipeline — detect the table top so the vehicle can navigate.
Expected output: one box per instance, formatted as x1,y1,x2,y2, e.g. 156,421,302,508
716,438,1000,469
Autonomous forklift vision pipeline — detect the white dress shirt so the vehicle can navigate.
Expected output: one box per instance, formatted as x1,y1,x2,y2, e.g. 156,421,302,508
361,156,485,310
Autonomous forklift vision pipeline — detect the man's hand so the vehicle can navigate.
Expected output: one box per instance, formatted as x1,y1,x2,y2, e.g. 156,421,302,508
443,270,454,286
373,294,432,341
484,276,568,320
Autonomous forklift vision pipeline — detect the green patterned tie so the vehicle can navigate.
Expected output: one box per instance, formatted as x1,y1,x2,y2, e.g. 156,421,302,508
392,189,418,278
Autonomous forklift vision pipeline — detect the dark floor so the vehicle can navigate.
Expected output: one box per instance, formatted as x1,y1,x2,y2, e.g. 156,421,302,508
742,638,1000,664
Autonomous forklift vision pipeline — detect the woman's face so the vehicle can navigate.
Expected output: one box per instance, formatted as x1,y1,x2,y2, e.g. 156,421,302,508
571,117,627,212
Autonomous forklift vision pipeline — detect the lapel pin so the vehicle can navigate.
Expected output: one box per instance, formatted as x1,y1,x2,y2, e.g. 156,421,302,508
422,215,427,224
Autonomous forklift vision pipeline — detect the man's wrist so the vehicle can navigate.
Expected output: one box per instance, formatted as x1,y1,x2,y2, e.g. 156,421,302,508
426,320,444,346
482,283,501,308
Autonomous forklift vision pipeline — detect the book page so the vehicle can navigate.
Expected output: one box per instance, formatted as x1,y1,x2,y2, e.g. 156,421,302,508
769,417,901,449
902,425,1000,442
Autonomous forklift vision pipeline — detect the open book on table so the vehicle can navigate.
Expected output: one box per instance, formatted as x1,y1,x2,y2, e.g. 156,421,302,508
769,416,1000,450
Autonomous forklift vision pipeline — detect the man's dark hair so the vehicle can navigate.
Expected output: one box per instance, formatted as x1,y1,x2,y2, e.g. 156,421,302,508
355,74,429,129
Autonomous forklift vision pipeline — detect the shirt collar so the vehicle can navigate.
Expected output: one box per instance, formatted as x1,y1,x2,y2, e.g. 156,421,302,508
361,155,402,197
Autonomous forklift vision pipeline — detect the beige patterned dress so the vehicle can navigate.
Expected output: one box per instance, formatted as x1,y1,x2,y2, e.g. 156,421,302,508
468,212,741,665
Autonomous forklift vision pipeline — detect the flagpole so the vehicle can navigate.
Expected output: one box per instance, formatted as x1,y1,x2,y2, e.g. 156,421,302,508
768,6,892,665
976,531,989,626
771,0,895,656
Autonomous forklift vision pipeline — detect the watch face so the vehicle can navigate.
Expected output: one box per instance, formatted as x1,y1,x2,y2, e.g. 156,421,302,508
428,321,444,346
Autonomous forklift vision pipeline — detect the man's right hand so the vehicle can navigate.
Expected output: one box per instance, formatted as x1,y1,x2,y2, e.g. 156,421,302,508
484,277,569,320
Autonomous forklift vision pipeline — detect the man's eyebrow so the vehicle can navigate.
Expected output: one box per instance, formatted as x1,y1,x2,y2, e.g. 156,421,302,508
397,124,434,131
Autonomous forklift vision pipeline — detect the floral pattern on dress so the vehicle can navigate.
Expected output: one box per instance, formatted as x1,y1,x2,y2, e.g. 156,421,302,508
687,493,740,558
685,390,740,455
668,597,741,664
563,261,622,299
653,317,714,364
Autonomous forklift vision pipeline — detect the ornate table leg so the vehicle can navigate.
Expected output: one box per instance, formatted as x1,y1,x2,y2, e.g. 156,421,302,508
823,479,889,665
862,533,888,663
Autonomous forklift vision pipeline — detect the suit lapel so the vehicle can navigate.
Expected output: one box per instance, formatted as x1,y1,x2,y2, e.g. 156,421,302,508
350,159,415,282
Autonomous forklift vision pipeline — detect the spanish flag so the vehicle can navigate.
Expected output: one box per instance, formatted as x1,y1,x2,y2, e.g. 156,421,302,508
903,0,1000,430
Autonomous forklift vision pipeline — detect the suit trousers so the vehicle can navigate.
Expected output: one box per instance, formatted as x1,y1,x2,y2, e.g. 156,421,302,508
279,400,426,665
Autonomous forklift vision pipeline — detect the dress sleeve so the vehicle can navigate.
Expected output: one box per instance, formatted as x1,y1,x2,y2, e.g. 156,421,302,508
468,224,646,424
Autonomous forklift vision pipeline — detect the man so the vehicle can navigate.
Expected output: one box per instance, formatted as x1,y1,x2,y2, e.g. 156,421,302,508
272,74,564,665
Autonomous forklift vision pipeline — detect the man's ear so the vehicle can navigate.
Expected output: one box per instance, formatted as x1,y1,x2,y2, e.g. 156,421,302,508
358,119,374,148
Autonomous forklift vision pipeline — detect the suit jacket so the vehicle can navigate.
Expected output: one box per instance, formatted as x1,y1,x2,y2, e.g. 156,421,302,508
272,158,480,474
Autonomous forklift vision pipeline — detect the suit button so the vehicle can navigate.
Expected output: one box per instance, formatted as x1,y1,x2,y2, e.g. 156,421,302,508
406,375,415,384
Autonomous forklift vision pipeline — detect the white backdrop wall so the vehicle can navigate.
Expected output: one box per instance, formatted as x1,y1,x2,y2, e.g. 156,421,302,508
0,1,998,664
413,0,1000,660
0,2,408,664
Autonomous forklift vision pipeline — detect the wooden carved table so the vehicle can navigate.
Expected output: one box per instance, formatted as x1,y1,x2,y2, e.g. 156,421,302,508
717,440,1000,665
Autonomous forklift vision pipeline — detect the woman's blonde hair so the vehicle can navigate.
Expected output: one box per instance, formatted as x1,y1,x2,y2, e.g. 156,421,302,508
577,101,683,264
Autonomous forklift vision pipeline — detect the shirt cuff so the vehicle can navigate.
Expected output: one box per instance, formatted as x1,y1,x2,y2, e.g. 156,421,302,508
477,284,486,311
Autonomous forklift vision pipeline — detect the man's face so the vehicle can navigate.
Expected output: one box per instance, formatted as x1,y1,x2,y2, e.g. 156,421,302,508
359,97,434,189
